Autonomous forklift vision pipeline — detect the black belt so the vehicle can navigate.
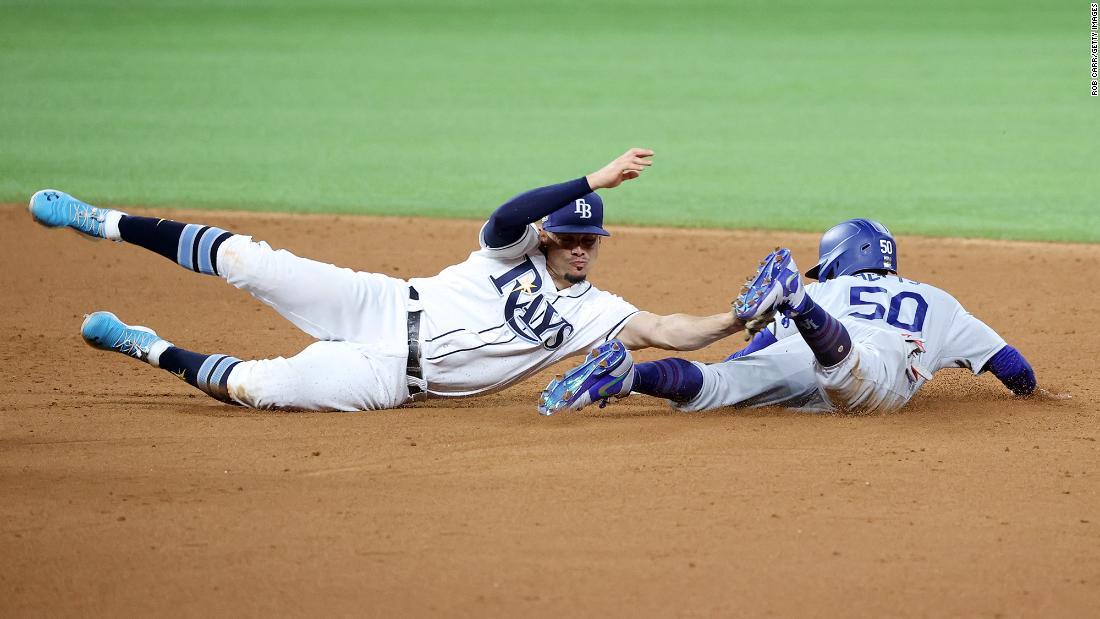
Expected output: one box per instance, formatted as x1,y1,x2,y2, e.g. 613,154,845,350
407,286,425,399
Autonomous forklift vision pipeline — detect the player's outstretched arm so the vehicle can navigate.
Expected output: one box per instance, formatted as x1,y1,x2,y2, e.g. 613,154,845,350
983,345,1037,396
982,345,1071,400
617,311,746,351
482,147,654,248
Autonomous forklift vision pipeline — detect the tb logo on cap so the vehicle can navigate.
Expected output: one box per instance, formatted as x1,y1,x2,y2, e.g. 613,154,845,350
574,199,592,219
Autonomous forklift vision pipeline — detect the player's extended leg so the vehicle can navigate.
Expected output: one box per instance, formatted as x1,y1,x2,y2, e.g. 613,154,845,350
29,190,233,276
617,336,902,414
538,340,705,414
81,311,242,403
735,248,907,412
734,248,851,369
539,341,635,414
810,328,916,413
81,311,409,410
539,336,826,413
30,189,406,344
672,336,828,412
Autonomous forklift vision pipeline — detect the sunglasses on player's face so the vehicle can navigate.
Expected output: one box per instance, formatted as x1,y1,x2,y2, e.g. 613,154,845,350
549,233,600,250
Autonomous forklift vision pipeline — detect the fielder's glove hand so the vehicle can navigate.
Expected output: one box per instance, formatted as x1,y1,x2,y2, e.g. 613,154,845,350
734,304,776,341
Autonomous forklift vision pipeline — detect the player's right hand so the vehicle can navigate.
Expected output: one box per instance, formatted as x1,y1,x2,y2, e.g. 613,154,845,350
586,147,654,190
1025,387,1072,401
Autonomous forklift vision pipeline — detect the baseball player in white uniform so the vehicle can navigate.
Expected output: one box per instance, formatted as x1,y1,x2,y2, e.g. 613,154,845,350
29,148,754,411
540,219,1050,415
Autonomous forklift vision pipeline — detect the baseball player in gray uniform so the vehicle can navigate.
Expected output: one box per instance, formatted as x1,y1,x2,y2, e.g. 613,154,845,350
540,219,1055,415
29,148,756,411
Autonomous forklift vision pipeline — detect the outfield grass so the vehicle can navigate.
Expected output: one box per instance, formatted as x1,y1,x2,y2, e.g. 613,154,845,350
1,1,1095,241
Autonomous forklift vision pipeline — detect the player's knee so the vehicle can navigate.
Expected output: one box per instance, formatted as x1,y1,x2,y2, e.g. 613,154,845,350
226,344,395,411
817,349,872,412
225,358,301,409
817,349,908,414
217,236,281,286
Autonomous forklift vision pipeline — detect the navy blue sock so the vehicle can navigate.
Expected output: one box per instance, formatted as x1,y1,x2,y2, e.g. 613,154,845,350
159,347,242,404
118,216,234,276
632,358,704,403
789,297,852,367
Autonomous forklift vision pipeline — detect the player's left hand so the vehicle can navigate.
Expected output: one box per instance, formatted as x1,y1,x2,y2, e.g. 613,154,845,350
586,147,654,190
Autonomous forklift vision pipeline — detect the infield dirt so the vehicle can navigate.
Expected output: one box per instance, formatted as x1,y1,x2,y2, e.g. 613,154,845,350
2,204,1098,617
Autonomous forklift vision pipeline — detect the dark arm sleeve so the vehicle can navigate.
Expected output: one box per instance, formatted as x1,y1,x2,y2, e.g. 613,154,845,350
982,345,1037,397
482,176,592,248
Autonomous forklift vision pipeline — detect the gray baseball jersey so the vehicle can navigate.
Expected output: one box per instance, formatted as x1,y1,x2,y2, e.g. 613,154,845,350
776,273,1006,374
679,272,1007,412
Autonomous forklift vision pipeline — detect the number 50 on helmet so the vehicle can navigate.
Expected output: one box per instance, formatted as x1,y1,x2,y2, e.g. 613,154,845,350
805,218,898,282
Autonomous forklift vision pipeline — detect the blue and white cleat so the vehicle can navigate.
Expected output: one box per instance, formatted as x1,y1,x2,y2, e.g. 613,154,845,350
733,247,806,321
28,189,119,240
538,339,634,415
81,311,169,365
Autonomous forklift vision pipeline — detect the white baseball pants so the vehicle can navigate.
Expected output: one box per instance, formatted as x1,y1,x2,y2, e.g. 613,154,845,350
213,235,413,411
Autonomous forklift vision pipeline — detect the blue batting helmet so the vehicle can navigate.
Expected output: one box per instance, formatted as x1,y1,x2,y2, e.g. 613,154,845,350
804,218,898,281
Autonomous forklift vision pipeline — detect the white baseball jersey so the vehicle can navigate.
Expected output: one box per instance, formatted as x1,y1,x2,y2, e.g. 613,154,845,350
680,272,1007,413
410,223,639,397
215,227,636,411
